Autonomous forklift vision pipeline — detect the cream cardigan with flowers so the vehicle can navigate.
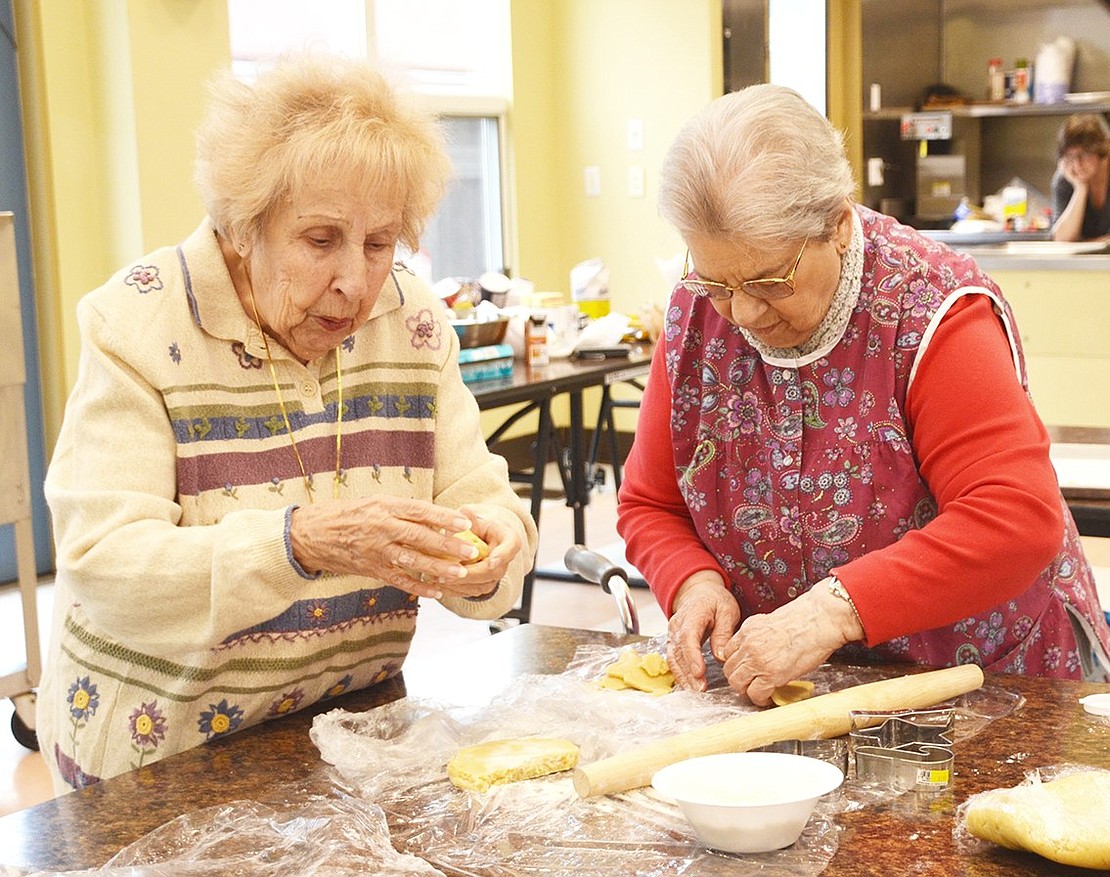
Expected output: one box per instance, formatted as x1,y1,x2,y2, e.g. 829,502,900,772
39,218,535,792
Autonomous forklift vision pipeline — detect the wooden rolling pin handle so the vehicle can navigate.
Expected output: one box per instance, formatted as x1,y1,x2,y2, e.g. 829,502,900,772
572,662,984,798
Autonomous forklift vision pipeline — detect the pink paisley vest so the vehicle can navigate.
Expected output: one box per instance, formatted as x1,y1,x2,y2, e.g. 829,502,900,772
664,206,1110,679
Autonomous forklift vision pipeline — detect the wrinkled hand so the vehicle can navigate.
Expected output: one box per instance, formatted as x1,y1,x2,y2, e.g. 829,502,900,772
437,507,522,599
720,581,864,705
666,573,741,692
1059,156,1094,189
289,497,510,599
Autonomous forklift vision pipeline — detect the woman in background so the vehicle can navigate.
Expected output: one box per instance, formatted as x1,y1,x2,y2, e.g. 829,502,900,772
618,84,1110,704
1051,113,1110,241
40,54,536,791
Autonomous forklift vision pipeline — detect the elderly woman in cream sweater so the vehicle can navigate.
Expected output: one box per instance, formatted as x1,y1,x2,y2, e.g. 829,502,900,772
40,54,536,792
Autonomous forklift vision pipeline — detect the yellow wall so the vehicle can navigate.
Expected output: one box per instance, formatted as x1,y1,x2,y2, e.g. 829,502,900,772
17,0,230,446
511,0,722,314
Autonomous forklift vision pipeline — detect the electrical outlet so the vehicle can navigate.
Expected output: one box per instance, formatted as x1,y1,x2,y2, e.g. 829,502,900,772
867,157,885,187
584,165,601,197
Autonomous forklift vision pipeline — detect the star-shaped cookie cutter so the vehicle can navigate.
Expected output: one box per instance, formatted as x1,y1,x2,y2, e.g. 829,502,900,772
849,707,956,792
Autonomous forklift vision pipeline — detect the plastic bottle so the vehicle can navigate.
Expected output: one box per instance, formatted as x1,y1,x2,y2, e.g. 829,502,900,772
1012,59,1030,103
988,58,1005,102
526,313,549,367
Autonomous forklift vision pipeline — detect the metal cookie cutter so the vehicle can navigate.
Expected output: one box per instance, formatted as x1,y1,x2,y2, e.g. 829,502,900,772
849,707,956,792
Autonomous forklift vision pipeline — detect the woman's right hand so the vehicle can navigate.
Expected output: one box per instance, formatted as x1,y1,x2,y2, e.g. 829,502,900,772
288,497,481,598
666,572,741,692
1059,155,1093,190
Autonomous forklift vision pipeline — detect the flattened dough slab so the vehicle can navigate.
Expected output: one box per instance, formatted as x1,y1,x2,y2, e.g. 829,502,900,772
447,737,580,793
965,770,1110,869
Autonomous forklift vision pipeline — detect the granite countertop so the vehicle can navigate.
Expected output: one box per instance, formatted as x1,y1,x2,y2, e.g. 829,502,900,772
2,625,1108,875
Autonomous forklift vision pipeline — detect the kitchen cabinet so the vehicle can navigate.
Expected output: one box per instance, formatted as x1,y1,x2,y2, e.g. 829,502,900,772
987,264,1110,428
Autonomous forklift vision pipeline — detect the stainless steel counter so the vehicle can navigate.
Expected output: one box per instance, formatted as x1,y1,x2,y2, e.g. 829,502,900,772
922,233,1110,272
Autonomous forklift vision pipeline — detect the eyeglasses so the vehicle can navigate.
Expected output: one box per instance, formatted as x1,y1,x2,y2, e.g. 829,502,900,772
680,238,809,301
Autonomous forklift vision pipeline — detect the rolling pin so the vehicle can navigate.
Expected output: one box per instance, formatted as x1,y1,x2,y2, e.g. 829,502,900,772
572,663,984,798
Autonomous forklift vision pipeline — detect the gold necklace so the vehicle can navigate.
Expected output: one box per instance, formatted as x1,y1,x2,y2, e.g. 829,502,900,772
246,285,343,502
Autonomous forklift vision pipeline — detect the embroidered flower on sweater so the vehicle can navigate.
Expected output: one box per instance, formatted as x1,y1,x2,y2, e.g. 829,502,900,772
306,602,330,624
130,701,166,747
169,342,181,364
64,676,100,785
268,688,304,717
406,308,442,350
231,340,263,370
198,698,244,739
124,265,163,294
67,676,100,722
322,675,353,699
129,700,167,769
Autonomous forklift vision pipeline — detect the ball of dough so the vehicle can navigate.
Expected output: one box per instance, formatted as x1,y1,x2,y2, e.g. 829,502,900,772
453,529,490,564
965,770,1110,869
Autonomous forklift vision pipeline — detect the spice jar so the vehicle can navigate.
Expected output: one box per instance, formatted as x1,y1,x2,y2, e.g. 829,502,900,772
988,58,1005,102
526,313,549,367
1012,59,1030,103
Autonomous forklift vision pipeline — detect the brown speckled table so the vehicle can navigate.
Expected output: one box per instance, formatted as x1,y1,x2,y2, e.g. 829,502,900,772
1,624,1108,875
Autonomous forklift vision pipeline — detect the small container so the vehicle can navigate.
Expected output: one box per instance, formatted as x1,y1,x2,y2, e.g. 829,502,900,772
1012,59,1030,103
651,752,844,854
988,58,1005,101
526,313,549,367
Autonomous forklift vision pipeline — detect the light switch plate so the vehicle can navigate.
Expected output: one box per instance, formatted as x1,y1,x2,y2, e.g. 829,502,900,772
627,165,645,198
584,165,601,197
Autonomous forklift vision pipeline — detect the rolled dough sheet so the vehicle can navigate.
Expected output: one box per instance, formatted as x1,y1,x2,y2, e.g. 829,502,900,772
447,737,580,793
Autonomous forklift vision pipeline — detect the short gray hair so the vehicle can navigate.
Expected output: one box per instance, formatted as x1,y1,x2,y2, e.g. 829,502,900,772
658,84,855,248
194,53,451,253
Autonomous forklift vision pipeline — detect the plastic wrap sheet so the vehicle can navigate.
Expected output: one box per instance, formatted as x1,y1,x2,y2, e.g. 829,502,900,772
3,794,445,877
308,637,1021,876
3,640,1024,877
952,762,1110,866
312,636,842,875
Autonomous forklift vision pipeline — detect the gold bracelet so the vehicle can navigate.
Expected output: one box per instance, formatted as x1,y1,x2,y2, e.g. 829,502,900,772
826,575,861,622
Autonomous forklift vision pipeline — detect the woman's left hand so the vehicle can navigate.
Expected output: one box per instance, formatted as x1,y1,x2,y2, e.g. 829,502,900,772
437,508,522,599
719,580,864,705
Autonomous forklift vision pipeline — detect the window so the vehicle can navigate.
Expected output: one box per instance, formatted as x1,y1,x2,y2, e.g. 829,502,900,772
226,0,511,283
768,0,827,114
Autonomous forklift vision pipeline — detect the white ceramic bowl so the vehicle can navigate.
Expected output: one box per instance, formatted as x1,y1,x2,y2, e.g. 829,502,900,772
651,751,844,854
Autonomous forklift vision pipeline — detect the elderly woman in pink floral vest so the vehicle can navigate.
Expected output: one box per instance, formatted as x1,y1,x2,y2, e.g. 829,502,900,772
619,84,1110,704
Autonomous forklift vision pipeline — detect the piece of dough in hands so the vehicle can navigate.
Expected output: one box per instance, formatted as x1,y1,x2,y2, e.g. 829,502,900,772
964,770,1110,869
447,737,580,793
772,679,816,706
453,529,490,564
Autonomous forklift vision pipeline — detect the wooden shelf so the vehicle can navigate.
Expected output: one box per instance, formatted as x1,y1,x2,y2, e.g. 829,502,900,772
864,101,1110,121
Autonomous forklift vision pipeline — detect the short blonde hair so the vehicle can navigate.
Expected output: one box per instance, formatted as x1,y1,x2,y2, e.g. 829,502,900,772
658,84,856,248
194,53,451,253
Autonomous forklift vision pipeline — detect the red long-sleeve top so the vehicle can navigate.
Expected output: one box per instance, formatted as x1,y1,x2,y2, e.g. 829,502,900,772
617,294,1064,647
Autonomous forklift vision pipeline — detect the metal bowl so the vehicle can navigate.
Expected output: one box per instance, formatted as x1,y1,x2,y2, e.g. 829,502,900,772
450,315,510,349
